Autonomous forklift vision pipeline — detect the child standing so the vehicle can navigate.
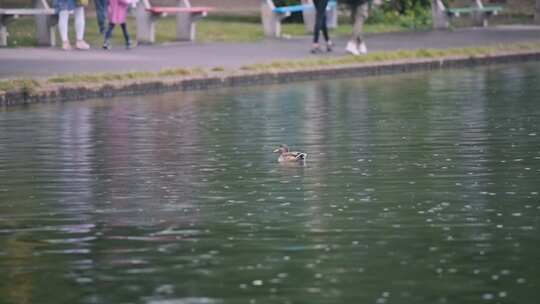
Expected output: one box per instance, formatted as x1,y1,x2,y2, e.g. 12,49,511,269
103,0,132,50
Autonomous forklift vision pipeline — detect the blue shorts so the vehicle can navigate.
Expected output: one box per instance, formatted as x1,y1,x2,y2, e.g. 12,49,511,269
54,0,76,12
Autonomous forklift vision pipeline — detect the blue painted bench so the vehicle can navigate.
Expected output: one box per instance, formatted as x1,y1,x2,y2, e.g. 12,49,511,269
260,0,337,38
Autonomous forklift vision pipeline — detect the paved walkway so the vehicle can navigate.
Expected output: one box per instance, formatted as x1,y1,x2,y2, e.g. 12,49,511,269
1,26,540,80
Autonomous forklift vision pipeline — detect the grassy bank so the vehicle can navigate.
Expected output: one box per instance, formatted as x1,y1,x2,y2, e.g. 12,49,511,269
2,42,540,95
240,43,540,71
4,13,413,48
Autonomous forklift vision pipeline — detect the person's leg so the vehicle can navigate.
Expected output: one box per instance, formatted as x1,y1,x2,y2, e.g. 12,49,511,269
120,23,131,48
312,1,321,44
320,0,329,42
353,3,368,53
94,0,107,34
58,10,71,50
320,0,332,50
311,0,325,52
347,2,368,55
58,10,69,42
103,23,115,49
74,6,90,49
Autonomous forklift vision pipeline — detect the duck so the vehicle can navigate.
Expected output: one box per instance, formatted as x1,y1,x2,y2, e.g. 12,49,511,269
273,144,307,163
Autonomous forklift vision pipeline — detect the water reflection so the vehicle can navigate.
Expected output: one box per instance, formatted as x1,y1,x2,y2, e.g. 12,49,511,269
1,63,539,304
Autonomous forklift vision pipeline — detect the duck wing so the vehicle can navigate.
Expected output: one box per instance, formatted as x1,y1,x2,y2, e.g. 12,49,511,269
288,151,307,160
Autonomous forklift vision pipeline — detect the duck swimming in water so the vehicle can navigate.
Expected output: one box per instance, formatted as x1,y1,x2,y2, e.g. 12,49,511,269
273,144,307,163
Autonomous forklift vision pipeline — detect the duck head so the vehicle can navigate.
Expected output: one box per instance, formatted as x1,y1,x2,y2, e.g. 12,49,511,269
273,144,289,154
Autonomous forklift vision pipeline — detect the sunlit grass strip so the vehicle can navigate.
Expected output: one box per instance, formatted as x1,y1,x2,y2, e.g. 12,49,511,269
240,42,540,72
48,71,155,84
47,68,206,84
1,68,206,93
0,79,40,94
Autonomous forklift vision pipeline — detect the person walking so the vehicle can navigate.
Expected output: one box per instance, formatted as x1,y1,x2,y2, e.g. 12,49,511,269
54,0,90,51
94,0,108,34
102,0,132,50
311,0,333,53
345,0,369,55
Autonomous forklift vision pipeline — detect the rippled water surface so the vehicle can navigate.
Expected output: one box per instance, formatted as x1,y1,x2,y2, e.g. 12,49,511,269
1,64,540,304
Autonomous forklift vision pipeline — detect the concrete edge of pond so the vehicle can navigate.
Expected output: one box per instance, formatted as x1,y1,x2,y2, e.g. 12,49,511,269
1,50,540,107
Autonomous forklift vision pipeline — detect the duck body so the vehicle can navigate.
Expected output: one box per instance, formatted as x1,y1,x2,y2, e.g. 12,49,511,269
273,144,307,163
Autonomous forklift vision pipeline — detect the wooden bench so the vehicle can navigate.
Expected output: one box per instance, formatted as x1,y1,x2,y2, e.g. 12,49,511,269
431,0,502,29
136,0,214,44
260,0,337,38
0,0,57,47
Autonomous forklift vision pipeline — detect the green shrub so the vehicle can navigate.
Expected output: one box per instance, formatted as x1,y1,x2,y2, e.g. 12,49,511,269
365,5,431,29
273,0,301,6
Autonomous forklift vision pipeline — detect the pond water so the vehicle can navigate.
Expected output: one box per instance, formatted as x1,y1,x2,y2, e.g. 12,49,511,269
1,63,539,304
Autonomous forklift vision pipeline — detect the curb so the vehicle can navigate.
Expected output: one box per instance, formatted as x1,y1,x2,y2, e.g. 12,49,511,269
1,50,540,107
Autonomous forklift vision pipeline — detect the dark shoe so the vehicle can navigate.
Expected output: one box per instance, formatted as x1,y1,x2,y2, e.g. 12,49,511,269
310,47,322,54
326,41,333,52
102,40,111,50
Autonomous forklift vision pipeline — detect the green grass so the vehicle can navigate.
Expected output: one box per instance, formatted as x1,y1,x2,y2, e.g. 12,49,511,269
0,79,40,94
3,7,537,48
47,67,206,84
158,14,414,43
48,71,155,84
2,13,412,47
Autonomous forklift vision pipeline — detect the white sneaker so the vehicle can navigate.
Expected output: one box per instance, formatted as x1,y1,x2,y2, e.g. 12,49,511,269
75,40,90,50
61,40,72,51
358,41,367,54
345,40,359,56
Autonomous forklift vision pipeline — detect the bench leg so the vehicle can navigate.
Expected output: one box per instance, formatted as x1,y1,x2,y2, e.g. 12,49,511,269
34,0,56,46
0,23,7,47
472,0,488,27
472,12,488,27
302,1,316,34
326,4,338,29
0,15,13,47
260,1,286,38
35,15,56,46
176,12,197,41
136,4,156,44
431,0,449,29
176,0,198,41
